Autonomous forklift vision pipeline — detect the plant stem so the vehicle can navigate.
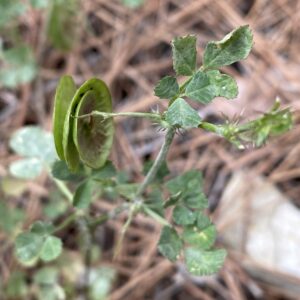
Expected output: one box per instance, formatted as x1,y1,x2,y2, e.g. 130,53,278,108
89,204,129,229
136,127,176,198
53,178,73,204
53,211,78,233
76,111,161,122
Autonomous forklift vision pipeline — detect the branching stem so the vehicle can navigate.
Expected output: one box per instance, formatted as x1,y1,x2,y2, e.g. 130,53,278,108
136,127,176,198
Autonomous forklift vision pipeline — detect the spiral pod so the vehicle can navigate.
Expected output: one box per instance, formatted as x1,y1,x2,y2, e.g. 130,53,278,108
53,77,114,171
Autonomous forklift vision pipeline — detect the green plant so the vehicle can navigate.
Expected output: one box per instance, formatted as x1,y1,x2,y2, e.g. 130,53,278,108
12,25,292,282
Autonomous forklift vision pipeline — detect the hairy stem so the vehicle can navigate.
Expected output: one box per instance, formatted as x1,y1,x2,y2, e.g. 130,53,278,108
136,127,176,198
53,178,73,203
76,111,161,122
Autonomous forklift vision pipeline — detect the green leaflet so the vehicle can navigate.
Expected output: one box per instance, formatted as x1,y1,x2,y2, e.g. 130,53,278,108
165,98,201,129
0,45,37,88
9,158,43,179
172,35,197,76
183,225,216,250
203,25,253,69
53,75,76,160
207,70,238,99
158,226,183,262
154,76,179,99
9,126,57,164
184,248,227,276
172,205,196,225
185,71,217,104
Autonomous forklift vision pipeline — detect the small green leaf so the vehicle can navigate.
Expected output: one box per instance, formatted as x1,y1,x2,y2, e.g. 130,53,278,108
15,232,44,264
88,267,116,300
30,0,48,8
165,98,201,129
183,225,216,249
158,226,182,262
0,45,37,88
122,0,144,8
51,160,82,181
172,205,196,225
207,70,238,99
184,247,227,276
166,170,208,209
154,76,179,99
34,267,59,285
9,158,43,179
0,201,24,234
185,71,217,104
40,236,62,262
203,25,253,69
73,180,96,209
116,183,138,200
196,212,211,230
0,1,27,28
30,221,54,236
172,35,197,76
92,161,117,180
9,126,57,164
144,189,164,217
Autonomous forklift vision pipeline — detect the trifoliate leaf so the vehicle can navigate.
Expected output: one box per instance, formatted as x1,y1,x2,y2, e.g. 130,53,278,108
73,180,96,209
185,71,217,104
172,205,196,225
9,126,57,164
166,170,208,209
165,98,201,129
183,225,216,250
40,236,62,262
9,158,43,179
154,76,179,99
15,232,44,264
184,247,227,276
172,35,197,76
207,70,238,99
158,226,182,262
0,46,37,88
203,25,253,69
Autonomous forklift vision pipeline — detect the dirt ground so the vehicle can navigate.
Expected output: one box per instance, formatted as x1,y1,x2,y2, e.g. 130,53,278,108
1,0,300,299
